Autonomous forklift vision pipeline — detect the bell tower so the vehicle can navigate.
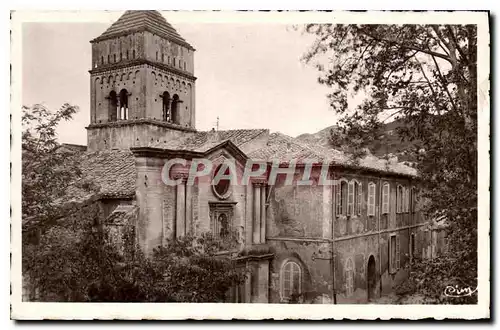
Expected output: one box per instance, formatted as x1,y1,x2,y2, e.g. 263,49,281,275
87,10,196,151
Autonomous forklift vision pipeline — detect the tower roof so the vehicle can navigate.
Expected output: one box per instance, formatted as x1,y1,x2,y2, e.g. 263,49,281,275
91,10,194,50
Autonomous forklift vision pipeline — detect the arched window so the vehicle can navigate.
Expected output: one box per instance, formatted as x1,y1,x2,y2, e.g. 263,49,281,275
118,89,129,120
280,261,302,302
335,179,348,215
108,90,118,122
171,94,180,124
162,92,171,122
345,258,354,296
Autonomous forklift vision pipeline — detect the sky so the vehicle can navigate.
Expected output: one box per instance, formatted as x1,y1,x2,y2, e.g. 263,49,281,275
21,11,338,145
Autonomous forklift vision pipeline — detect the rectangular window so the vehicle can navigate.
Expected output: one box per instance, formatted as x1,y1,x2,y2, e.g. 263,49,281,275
353,182,362,215
368,183,376,216
390,234,400,273
406,188,410,213
411,187,417,213
396,186,403,213
348,181,354,215
382,183,390,214
335,182,341,215
396,235,401,269
390,235,396,272
336,181,348,215
410,233,415,260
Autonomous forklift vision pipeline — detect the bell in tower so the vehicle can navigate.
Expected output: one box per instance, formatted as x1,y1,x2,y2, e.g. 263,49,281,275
87,10,197,151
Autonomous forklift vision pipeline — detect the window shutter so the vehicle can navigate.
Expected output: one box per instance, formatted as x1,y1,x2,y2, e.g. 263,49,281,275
396,187,399,213
404,188,408,213
283,263,291,298
348,181,354,215
403,188,408,213
382,184,389,214
396,235,401,269
390,235,395,272
412,188,418,213
397,186,402,213
335,182,341,215
403,188,406,213
406,188,410,213
357,183,362,215
368,183,375,216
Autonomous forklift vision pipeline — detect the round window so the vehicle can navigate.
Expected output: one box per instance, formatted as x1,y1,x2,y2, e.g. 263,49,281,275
212,164,231,199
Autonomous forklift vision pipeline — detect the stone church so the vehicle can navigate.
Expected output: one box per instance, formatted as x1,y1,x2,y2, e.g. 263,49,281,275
57,11,434,303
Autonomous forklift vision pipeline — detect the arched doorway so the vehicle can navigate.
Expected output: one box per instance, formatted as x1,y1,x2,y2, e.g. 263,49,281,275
367,255,377,302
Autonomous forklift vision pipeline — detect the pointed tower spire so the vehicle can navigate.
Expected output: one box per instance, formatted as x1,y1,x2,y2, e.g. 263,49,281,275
91,10,194,50
87,10,197,151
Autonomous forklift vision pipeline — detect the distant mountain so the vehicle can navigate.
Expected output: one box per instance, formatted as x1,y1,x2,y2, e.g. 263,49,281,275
295,120,417,162
295,125,339,147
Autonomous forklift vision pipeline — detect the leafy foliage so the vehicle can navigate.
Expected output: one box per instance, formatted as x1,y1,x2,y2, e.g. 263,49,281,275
26,215,247,302
21,104,246,302
302,24,478,303
22,103,85,231
396,256,477,304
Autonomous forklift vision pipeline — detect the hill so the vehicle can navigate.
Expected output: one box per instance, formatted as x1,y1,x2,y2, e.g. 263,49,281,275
294,120,417,162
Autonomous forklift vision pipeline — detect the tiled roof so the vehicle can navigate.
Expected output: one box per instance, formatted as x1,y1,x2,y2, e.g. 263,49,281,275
93,10,193,49
249,132,417,177
79,149,136,198
150,129,268,152
63,128,414,201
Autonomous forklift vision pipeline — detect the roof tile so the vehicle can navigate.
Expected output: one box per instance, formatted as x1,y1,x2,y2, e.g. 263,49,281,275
93,10,193,49
79,149,136,198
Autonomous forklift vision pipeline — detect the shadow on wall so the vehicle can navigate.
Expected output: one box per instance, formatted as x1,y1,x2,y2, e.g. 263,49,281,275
274,199,306,237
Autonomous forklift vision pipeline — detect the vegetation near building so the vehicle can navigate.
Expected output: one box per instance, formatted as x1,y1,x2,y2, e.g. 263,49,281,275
22,12,472,304
302,24,477,303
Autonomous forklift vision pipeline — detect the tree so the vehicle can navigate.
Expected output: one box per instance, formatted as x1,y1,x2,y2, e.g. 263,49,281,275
21,103,95,300
21,104,246,302
302,25,477,303
22,103,85,232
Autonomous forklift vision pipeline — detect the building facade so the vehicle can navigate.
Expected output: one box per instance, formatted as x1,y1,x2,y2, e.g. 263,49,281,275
44,11,434,304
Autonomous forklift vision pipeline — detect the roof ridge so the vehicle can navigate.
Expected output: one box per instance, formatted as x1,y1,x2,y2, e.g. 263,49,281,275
92,10,193,49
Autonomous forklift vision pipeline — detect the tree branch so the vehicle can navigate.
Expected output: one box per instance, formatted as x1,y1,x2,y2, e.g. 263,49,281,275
357,27,452,64
430,55,460,116
446,26,470,66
